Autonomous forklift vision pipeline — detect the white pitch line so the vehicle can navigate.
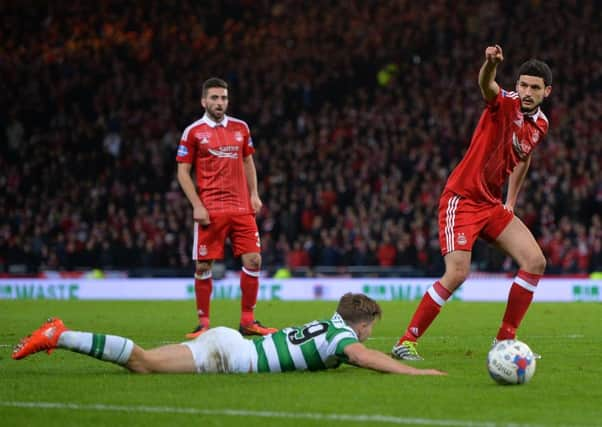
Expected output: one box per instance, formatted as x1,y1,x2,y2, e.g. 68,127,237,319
0,401,586,427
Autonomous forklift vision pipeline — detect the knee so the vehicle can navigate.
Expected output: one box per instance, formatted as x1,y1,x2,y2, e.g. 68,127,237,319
522,253,546,275
125,350,152,374
242,253,261,270
443,263,470,287
195,261,212,275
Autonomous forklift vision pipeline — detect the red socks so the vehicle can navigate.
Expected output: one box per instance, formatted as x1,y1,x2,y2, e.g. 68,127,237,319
497,270,541,340
193,271,212,327
401,281,452,343
240,267,260,325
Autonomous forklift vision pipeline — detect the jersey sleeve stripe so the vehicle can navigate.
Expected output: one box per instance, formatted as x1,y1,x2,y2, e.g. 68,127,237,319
227,116,250,132
325,324,354,342
181,118,205,141
300,340,327,371
335,338,357,358
272,331,296,372
254,340,270,373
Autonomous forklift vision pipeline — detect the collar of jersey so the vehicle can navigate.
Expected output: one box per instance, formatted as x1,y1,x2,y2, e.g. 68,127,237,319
522,107,541,122
331,312,358,339
201,113,229,128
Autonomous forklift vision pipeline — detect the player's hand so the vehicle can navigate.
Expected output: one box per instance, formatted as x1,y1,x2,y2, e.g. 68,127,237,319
419,369,447,376
193,205,210,225
250,195,263,215
485,45,504,64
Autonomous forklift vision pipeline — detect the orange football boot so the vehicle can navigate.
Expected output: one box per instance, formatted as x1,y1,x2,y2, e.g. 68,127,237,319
12,318,68,360
239,320,278,336
185,324,210,339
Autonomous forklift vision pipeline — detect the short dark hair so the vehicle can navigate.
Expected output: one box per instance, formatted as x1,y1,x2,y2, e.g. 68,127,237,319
517,59,552,86
336,293,382,324
202,77,228,97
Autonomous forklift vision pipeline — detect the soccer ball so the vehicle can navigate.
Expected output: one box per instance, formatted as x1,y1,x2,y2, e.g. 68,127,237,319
487,339,536,385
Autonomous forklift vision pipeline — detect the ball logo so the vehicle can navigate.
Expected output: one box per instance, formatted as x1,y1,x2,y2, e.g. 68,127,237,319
457,232,467,246
198,244,208,257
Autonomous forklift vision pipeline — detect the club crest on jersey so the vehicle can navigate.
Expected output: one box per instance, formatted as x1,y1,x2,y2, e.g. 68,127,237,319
457,232,467,246
234,131,244,142
198,244,208,257
195,131,210,144
531,132,539,143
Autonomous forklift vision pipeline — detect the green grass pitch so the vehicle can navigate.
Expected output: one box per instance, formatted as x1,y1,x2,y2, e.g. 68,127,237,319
1,299,601,426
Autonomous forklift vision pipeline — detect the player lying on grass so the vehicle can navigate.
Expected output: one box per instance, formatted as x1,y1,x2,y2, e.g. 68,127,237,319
13,293,445,376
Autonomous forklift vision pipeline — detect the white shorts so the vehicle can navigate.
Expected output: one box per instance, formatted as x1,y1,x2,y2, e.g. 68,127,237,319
182,327,257,374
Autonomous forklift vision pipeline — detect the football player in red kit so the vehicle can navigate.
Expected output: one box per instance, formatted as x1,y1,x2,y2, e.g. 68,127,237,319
177,77,277,338
393,45,552,360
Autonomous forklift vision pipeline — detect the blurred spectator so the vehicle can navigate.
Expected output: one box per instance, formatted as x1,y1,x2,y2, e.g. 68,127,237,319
0,0,600,275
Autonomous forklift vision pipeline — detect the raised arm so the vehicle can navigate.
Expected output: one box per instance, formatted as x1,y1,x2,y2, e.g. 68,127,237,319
479,45,504,101
344,343,446,376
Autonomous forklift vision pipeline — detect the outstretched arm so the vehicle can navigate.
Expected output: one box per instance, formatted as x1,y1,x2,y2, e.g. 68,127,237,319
479,45,504,101
344,343,446,375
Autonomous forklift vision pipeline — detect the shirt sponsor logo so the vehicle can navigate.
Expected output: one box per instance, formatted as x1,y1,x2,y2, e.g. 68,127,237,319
208,146,239,159
177,145,189,157
512,132,531,160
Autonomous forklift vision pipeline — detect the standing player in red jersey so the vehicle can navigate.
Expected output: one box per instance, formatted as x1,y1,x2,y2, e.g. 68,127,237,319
392,45,553,360
176,77,278,338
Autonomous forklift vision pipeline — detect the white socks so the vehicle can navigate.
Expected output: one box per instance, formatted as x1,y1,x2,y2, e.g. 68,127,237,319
58,331,134,365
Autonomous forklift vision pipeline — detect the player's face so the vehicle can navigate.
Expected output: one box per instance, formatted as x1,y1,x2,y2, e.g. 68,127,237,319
202,87,229,122
516,75,552,113
356,320,376,342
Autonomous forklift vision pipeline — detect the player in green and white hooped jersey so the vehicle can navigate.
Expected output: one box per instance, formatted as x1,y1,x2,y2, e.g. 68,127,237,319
13,293,446,376
253,313,360,372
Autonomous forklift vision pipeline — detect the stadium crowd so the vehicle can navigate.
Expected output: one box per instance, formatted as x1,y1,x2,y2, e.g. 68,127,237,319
1,0,601,275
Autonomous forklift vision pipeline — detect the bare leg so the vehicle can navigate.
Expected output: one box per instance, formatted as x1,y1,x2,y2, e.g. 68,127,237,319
126,344,197,374
440,250,472,291
494,217,546,274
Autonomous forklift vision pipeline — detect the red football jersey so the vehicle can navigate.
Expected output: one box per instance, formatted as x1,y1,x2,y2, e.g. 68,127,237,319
176,114,255,215
445,89,549,204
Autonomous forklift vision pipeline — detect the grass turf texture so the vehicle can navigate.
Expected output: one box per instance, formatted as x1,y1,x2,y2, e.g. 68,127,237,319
1,300,601,427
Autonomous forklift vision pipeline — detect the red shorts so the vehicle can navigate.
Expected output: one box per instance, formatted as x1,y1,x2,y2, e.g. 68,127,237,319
438,189,513,256
192,214,260,260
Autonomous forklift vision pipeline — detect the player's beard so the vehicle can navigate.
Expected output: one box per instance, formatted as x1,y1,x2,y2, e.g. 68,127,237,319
519,97,539,115
207,106,225,122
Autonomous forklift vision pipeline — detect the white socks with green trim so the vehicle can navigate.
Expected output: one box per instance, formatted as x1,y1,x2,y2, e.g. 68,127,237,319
58,331,134,365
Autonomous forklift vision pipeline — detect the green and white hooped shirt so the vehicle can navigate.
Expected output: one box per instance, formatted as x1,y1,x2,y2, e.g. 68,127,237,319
253,313,359,373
